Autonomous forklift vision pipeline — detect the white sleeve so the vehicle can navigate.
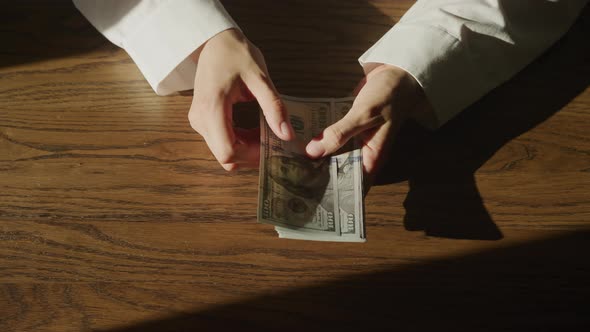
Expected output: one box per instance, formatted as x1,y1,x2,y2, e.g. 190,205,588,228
359,0,587,128
73,0,238,95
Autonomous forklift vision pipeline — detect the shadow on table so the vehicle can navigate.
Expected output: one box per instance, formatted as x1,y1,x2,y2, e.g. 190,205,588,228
0,0,136,68
101,230,590,332
375,5,590,240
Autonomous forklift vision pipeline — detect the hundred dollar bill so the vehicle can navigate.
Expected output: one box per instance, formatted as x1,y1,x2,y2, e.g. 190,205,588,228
258,95,365,242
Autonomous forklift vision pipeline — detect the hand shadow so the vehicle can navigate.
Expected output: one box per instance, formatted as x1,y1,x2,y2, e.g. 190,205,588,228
375,5,590,240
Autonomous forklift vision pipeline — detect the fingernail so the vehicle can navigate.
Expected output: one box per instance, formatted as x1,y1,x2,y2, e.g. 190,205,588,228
306,140,325,158
280,121,293,139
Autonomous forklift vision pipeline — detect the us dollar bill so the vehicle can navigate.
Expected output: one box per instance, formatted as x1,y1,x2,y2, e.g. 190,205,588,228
258,95,365,242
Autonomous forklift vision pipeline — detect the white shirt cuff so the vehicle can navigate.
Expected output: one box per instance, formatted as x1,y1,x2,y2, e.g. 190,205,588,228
123,0,238,95
359,23,484,128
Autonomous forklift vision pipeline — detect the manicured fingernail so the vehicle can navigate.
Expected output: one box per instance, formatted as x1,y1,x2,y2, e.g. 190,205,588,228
306,140,325,158
280,121,293,139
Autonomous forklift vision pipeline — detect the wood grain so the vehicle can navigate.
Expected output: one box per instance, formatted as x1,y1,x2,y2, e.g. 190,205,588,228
1,1,589,331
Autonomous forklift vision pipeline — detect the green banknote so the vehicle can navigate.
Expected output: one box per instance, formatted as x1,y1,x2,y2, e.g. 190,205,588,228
258,95,365,242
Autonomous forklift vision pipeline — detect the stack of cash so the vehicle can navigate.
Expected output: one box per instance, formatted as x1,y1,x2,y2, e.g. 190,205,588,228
258,95,365,242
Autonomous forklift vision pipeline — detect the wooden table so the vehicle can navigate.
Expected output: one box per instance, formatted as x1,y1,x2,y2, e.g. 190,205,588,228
1,1,589,331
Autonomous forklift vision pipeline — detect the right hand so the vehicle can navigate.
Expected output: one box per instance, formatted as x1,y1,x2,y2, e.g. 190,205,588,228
188,28,294,171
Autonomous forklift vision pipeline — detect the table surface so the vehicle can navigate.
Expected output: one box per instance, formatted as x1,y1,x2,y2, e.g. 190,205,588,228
1,1,589,331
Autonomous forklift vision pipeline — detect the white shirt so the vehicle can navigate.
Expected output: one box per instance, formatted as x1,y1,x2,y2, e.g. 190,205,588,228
73,0,587,128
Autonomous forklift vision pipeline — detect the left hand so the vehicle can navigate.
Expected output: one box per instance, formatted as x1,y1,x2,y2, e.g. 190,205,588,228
188,29,293,172
305,64,431,181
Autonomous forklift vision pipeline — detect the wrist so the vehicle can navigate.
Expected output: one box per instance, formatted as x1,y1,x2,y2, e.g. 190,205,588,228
189,28,245,64
373,63,434,123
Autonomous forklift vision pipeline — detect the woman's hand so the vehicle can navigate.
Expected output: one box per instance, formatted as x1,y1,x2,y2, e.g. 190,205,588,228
188,28,294,171
305,64,431,181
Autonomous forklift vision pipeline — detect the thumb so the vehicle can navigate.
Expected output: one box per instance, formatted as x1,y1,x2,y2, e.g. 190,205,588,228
242,71,294,141
306,108,379,158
